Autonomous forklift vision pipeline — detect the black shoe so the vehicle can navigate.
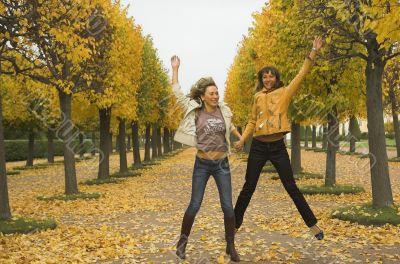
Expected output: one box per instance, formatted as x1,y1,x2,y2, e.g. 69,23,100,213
315,231,324,240
312,225,324,240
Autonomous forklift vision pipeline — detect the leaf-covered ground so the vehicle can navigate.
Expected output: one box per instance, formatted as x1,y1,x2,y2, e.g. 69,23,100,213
1,148,400,263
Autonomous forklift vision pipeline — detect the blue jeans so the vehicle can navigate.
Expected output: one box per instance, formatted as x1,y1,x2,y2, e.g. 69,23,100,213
185,156,235,217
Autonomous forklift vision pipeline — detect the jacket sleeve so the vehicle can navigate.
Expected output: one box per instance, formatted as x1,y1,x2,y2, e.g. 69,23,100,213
241,95,257,142
285,58,314,100
172,83,190,112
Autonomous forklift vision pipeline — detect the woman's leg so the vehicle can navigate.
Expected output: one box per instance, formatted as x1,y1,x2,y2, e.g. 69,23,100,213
234,139,269,229
213,158,234,217
177,157,211,259
212,157,240,262
268,140,318,227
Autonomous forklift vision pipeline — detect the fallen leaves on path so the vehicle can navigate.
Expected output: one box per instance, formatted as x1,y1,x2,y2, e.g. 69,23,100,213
1,148,399,263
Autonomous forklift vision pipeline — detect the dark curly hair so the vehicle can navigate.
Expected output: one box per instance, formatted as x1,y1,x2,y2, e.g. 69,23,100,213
256,66,284,91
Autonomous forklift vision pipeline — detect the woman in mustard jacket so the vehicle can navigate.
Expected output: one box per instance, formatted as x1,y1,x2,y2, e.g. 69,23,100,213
234,36,324,240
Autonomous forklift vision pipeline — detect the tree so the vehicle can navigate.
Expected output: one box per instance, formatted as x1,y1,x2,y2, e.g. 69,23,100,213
135,36,165,163
83,2,143,179
10,0,102,194
304,0,399,207
0,0,36,218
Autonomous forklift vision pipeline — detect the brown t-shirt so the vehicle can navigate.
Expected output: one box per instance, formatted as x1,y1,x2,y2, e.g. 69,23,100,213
195,107,228,152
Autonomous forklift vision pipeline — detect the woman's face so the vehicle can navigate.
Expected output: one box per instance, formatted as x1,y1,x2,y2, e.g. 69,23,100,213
201,85,219,108
262,72,277,90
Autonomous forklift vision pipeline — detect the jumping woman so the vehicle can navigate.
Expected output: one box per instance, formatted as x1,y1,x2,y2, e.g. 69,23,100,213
171,55,242,262
234,36,324,240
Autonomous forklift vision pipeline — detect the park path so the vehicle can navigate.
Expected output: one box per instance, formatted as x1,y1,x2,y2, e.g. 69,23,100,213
1,147,400,263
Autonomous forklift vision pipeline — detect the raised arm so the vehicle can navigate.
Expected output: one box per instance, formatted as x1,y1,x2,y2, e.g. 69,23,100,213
171,55,190,111
285,36,323,100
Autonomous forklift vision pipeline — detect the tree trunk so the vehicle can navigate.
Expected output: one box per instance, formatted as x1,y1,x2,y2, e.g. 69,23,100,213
115,133,119,153
290,122,301,174
26,128,34,167
109,133,113,155
151,124,158,159
325,111,339,187
342,123,346,136
98,108,111,180
0,95,11,219
58,91,78,194
91,131,96,156
127,135,131,151
163,127,170,154
131,122,141,168
312,125,317,148
144,124,151,162
365,52,393,207
78,133,85,159
389,82,400,157
304,126,310,148
322,125,328,150
157,126,162,156
118,118,128,173
47,128,55,163
170,130,175,151
349,115,358,153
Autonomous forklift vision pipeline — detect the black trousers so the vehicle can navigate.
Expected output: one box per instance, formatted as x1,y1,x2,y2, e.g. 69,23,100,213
234,138,318,228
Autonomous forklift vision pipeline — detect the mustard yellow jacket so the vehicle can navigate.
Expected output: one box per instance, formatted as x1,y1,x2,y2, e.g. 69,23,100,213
241,58,314,142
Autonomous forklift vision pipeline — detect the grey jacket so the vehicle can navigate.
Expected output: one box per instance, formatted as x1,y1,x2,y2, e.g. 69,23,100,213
172,83,236,153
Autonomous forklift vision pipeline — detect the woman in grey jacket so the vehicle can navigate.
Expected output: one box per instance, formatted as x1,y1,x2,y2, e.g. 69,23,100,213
171,55,242,262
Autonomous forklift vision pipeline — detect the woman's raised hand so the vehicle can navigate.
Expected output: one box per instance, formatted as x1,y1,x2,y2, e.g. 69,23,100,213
171,55,180,70
313,36,323,51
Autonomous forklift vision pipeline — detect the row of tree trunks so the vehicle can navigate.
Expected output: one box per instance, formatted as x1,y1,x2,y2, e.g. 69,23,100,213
163,128,171,154
131,122,141,169
144,124,151,162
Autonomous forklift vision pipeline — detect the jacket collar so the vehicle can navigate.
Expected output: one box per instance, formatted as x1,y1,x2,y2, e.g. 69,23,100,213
262,87,277,94
261,86,284,93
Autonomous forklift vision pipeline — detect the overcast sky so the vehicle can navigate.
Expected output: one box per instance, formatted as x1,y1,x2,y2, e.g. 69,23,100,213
120,0,266,97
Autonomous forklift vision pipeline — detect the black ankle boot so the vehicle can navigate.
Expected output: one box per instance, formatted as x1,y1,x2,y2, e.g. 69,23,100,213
224,216,241,262
176,212,195,259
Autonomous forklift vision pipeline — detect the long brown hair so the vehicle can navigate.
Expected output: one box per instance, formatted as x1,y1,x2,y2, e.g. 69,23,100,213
256,66,284,91
189,77,217,104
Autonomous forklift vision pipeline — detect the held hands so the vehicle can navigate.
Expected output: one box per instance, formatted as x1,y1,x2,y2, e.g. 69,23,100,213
234,140,244,151
171,55,180,70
